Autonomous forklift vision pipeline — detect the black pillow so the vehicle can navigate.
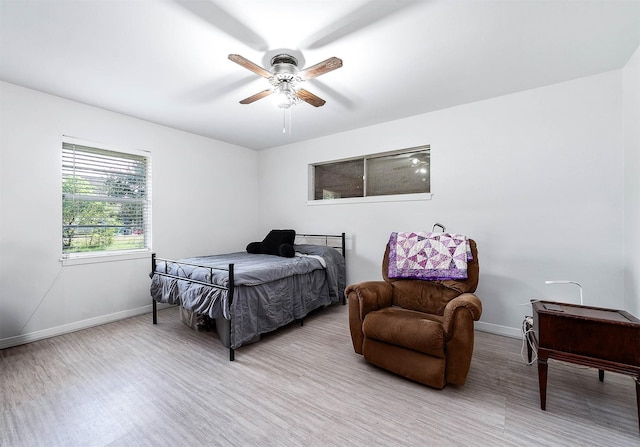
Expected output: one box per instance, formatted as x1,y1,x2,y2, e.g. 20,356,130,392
278,243,295,258
246,229,296,257
246,241,262,254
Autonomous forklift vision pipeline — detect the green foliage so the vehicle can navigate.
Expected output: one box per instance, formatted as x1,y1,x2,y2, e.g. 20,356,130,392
62,176,122,252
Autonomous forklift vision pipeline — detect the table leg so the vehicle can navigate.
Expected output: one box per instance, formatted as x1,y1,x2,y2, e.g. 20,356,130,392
636,377,640,433
599,369,604,382
538,351,549,411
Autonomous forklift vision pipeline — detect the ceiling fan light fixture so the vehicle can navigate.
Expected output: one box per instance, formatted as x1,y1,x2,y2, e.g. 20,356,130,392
275,82,295,109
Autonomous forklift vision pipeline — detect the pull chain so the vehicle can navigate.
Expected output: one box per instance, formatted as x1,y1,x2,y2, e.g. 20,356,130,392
282,107,286,134
282,107,292,134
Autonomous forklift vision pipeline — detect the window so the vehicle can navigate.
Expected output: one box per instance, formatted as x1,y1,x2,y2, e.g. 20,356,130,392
314,158,364,199
311,145,430,201
62,140,151,258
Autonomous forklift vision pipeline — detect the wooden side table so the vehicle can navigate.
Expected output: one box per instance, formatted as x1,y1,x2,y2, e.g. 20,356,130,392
529,300,640,432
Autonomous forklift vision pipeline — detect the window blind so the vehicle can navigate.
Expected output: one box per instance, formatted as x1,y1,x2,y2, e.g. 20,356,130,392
62,142,150,255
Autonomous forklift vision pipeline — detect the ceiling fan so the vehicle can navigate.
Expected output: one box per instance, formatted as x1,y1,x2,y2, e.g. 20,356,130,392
228,53,343,108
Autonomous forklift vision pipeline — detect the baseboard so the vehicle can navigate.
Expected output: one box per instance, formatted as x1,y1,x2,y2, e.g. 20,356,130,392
2,305,521,350
0,304,167,350
475,321,522,339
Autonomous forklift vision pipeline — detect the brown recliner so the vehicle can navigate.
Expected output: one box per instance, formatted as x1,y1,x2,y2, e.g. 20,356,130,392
346,239,482,389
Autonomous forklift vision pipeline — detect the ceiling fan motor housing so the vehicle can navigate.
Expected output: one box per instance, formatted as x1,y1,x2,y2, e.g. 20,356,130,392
270,54,298,68
270,54,299,87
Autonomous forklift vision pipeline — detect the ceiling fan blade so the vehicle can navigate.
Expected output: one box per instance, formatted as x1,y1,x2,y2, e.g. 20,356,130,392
308,79,356,109
295,89,326,107
301,0,421,50
173,0,268,51
239,89,273,104
229,54,272,79
298,57,343,81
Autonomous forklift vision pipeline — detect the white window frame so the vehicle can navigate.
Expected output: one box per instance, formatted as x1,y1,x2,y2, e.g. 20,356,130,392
60,136,152,266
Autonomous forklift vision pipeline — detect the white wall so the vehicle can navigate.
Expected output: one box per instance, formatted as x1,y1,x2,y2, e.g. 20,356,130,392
0,81,259,347
257,70,625,337
0,62,633,347
623,45,640,317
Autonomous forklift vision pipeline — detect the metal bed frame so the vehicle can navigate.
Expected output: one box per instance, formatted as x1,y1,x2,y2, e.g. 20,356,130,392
150,233,346,361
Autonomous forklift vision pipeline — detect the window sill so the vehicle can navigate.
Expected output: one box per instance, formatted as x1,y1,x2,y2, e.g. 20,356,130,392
307,193,432,206
60,249,151,266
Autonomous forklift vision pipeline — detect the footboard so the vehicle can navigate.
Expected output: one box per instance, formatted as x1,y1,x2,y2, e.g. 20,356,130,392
151,254,236,360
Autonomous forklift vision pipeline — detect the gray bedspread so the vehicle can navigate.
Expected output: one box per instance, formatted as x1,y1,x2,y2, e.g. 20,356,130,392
150,244,346,349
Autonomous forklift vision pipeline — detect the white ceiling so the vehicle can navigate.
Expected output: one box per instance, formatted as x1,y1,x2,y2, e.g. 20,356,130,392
1,0,639,150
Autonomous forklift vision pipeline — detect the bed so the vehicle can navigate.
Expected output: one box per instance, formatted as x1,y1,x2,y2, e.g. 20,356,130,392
149,233,346,360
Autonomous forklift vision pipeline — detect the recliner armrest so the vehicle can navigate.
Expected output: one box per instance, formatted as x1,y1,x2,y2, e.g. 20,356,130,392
345,281,393,355
442,293,482,337
345,281,393,319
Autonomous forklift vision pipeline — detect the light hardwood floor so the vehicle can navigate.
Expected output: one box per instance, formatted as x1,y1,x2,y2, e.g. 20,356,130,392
1,304,639,446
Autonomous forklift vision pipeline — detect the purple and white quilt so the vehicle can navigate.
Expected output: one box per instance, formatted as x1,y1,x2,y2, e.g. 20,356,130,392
388,232,473,280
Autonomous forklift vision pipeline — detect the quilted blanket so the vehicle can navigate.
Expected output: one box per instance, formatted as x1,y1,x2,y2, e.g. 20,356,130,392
388,231,473,280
